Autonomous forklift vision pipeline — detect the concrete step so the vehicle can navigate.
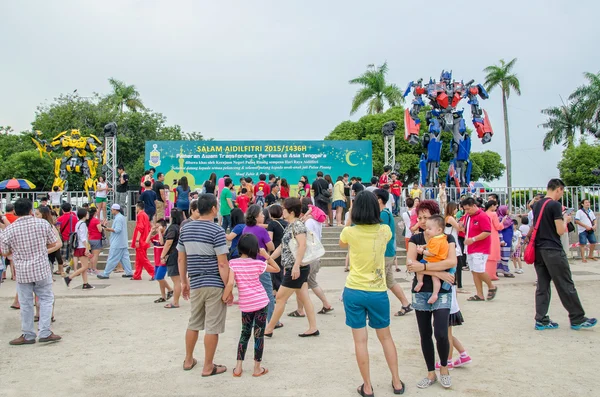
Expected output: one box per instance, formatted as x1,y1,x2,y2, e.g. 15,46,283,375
321,255,406,267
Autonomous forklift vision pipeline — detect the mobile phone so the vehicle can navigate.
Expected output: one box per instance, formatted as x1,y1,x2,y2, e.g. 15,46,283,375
563,208,574,216
173,179,178,185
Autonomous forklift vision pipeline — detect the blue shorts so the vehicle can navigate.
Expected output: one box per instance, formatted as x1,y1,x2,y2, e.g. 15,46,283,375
332,200,346,209
579,231,597,245
412,292,452,311
154,265,167,281
343,287,390,329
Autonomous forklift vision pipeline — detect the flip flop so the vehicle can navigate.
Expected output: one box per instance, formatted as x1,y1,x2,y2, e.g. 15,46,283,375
154,297,166,303
202,364,227,377
288,310,305,317
317,307,334,314
10,305,20,310
183,358,197,371
233,368,243,377
274,322,284,329
252,367,269,377
487,287,498,301
357,384,374,397
467,295,485,302
164,303,180,309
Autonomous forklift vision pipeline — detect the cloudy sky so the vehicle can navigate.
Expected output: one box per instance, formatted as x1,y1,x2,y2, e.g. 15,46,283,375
2,0,599,186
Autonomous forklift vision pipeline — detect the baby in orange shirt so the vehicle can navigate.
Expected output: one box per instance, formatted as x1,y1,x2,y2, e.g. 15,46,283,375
415,215,449,304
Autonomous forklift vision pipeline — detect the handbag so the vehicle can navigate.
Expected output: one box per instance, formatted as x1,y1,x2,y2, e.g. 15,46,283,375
288,223,325,264
524,199,551,265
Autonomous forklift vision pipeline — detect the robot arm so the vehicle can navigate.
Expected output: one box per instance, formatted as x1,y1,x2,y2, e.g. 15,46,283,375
465,82,493,144
31,131,57,158
403,79,426,144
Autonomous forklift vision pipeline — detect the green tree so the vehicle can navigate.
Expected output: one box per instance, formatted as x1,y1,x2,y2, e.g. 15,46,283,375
107,78,145,113
540,100,583,150
469,151,506,182
0,150,54,189
569,71,600,132
484,58,521,196
557,142,600,186
349,62,403,115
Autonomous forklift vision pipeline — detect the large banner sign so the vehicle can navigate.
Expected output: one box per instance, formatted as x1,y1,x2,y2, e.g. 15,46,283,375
145,140,372,188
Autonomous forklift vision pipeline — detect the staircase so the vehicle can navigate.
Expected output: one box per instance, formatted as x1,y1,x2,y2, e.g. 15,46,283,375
95,224,407,270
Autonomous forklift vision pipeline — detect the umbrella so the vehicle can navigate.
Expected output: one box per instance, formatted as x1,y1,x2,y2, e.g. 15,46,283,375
0,178,36,190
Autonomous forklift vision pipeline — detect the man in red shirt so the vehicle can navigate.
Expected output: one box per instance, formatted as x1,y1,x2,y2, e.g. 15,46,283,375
390,173,403,216
56,203,78,271
131,201,154,280
379,165,392,187
4,203,17,224
460,197,497,301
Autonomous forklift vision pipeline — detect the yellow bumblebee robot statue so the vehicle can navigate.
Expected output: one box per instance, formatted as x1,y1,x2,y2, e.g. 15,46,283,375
32,129,106,200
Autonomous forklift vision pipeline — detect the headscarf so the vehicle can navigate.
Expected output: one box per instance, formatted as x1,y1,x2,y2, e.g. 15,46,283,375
497,205,513,229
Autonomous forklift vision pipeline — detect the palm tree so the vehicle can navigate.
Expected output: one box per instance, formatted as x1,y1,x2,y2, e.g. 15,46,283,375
349,62,403,115
483,58,521,199
108,78,145,113
540,98,598,150
569,71,600,132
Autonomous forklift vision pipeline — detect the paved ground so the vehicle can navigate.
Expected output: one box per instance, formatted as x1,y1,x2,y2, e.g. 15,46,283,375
1,261,599,397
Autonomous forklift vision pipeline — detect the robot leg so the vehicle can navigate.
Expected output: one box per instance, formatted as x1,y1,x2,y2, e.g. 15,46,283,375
426,135,442,187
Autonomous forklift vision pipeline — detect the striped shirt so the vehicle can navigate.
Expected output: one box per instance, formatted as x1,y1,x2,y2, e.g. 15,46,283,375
177,220,228,289
229,258,269,312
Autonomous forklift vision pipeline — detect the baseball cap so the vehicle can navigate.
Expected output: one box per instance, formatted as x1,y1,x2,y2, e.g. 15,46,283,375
111,204,121,210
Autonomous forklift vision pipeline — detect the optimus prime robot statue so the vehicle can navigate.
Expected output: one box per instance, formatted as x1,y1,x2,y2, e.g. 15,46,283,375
404,70,494,187
32,129,106,198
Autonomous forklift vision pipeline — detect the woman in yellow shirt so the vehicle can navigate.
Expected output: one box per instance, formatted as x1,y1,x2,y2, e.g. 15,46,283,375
340,191,405,396
332,176,346,226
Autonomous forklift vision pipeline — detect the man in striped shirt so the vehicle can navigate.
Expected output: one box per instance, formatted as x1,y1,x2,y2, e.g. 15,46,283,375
178,194,231,375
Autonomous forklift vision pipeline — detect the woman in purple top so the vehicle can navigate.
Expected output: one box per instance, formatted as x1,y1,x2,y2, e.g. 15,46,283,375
243,205,277,324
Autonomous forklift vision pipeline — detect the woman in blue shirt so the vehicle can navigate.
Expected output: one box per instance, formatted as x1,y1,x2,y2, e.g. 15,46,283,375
175,176,191,217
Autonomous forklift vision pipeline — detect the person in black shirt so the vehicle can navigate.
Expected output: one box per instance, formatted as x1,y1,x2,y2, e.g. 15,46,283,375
267,205,288,291
139,181,157,221
116,165,129,217
265,185,279,207
530,178,596,330
351,177,364,200
312,171,330,216
153,173,166,221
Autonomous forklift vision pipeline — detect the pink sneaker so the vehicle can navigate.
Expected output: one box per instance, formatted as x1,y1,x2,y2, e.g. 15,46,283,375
453,355,472,367
434,361,453,370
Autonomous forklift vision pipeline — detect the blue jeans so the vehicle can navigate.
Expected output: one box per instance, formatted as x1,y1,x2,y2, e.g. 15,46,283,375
221,215,231,232
259,272,274,323
102,247,133,277
392,194,400,215
17,276,54,340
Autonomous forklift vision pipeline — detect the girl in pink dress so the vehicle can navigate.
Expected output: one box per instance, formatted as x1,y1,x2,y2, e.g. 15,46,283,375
484,200,502,281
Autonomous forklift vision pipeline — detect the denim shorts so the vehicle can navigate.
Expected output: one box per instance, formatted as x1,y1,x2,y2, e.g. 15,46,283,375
343,287,390,329
579,231,597,245
332,200,346,209
412,292,452,311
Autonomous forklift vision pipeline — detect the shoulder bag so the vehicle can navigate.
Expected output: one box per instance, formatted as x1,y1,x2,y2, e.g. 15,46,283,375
524,199,551,265
288,222,325,264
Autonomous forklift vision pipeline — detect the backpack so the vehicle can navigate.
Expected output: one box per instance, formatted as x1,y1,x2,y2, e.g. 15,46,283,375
68,222,83,254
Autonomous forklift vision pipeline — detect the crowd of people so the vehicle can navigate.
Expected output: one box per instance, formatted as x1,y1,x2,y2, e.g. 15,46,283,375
1,170,598,394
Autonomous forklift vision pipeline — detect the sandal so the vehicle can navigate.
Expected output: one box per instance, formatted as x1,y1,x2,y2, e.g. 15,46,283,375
288,310,305,317
274,322,284,329
164,303,180,309
588,257,598,261
154,297,166,303
395,304,413,316
10,305,20,310
503,273,515,278
252,367,269,377
318,307,334,314
183,358,197,371
393,380,406,395
357,384,374,397
202,364,227,377
167,291,174,300
487,287,498,301
233,368,243,377
467,295,485,302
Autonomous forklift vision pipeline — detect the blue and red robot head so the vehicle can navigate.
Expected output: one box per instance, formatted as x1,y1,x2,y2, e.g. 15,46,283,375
440,70,452,83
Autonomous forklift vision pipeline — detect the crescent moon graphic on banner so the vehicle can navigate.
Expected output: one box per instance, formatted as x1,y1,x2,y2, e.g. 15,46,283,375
346,150,358,166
